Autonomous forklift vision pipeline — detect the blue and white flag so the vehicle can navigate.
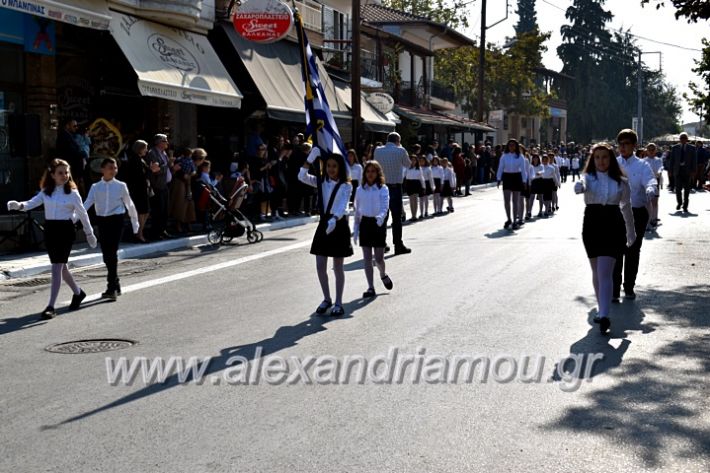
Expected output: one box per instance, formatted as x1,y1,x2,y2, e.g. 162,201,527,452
294,11,348,161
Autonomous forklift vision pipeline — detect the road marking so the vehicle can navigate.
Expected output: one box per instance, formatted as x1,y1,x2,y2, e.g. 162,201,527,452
73,241,310,304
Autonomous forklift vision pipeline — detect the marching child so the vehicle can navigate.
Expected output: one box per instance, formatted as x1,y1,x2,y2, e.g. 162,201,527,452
405,155,425,221
84,158,140,301
347,149,363,205
441,158,457,213
299,148,353,316
353,161,393,298
418,156,435,218
431,156,444,214
7,159,97,318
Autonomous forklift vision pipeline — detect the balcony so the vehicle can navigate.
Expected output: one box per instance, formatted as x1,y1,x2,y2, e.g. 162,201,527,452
295,1,323,33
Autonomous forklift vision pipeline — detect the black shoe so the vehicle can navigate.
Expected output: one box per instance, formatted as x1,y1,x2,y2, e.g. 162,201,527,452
363,288,376,298
525,214,532,221
517,219,525,226
41,306,56,320
624,288,636,300
683,207,688,213
101,289,118,302
381,274,394,290
504,220,512,229
394,245,411,255
512,222,520,230
599,317,611,334
116,282,122,296
315,300,332,315
384,245,391,253
68,290,86,311
330,304,345,317
676,203,682,210
592,315,601,324
612,298,620,304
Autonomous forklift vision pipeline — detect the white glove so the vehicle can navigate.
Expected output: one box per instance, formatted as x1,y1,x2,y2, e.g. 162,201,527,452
626,230,636,248
7,200,21,211
646,187,656,202
86,234,98,249
574,181,585,194
325,217,337,235
306,147,321,164
376,215,385,227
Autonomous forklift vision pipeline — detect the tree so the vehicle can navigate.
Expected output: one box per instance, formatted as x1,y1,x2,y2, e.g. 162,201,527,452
685,38,710,130
640,0,710,22
382,0,471,28
515,0,539,35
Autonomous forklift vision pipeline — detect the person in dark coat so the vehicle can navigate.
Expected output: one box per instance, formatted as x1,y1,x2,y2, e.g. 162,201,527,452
668,132,697,213
56,119,86,193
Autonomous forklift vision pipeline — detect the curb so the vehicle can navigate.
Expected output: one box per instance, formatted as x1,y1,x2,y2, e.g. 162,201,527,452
1,215,321,280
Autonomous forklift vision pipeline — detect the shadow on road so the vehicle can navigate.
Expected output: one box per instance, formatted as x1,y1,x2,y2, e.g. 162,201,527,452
45,296,376,429
548,284,710,468
0,298,113,336
484,229,516,239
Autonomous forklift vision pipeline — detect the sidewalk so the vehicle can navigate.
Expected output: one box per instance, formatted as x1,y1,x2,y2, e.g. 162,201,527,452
0,215,319,280
0,181,497,280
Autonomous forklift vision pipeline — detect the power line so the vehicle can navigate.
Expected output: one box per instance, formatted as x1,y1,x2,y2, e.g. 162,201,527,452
540,0,703,52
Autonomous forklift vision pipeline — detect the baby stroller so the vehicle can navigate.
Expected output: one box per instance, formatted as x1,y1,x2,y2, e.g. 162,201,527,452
197,178,263,245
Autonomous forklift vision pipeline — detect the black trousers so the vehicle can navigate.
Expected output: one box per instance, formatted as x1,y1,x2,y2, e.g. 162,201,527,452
675,171,691,209
149,188,169,238
96,214,124,287
613,206,649,297
388,184,404,246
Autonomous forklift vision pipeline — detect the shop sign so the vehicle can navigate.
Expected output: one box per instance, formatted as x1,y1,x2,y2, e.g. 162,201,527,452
233,0,293,44
366,92,395,114
148,33,200,73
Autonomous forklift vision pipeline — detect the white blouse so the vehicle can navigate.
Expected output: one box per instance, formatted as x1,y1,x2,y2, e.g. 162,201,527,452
431,165,444,180
421,166,435,188
19,188,93,235
540,164,560,187
84,178,139,233
354,183,389,220
529,164,544,183
350,163,363,182
644,157,663,176
578,172,635,236
442,167,457,187
496,153,528,182
405,168,426,187
298,168,352,219
617,156,657,208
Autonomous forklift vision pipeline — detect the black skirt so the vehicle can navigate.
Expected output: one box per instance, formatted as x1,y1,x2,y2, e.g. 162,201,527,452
44,220,76,264
530,178,545,195
441,181,453,197
433,178,442,193
502,172,524,192
424,181,433,196
542,178,555,201
582,204,626,259
405,179,423,196
310,215,353,258
359,216,387,248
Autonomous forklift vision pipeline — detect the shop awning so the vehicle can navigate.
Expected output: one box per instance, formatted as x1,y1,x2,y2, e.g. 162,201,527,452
395,105,495,132
334,83,396,134
0,0,111,29
109,12,242,108
221,23,349,123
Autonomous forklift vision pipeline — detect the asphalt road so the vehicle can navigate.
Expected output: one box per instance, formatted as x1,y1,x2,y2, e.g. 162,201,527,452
1,181,708,473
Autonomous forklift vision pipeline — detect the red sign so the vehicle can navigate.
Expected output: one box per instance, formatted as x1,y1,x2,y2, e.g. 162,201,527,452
233,0,293,44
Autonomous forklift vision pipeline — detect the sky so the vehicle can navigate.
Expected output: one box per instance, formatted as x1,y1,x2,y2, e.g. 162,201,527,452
460,0,709,124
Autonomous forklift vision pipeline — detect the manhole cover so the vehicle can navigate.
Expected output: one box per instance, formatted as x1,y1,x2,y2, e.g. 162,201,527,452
45,339,136,354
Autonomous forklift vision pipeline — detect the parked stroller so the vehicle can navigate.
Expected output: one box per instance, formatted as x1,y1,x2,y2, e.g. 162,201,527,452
197,178,263,245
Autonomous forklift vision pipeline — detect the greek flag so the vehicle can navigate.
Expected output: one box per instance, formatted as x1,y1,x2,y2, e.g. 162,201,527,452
294,10,348,161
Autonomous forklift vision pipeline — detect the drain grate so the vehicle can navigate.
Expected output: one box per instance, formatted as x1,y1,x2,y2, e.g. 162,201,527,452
2,277,51,288
46,339,137,354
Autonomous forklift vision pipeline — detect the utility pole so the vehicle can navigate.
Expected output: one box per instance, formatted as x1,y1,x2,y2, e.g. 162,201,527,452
352,0,362,149
477,0,509,123
637,50,662,144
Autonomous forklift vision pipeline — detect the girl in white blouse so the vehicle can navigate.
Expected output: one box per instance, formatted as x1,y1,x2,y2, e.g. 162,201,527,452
404,156,426,221
574,143,636,334
430,157,444,214
528,153,544,217
496,139,528,229
353,161,393,298
643,143,663,229
418,156,435,218
299,148,353,317
7,159,97,319
347,149,363,205
441,158,457,212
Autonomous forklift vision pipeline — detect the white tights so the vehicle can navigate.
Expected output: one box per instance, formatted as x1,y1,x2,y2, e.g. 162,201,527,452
362,247,386,289
589,256,616,318
49,263,80,307
316,256,345,305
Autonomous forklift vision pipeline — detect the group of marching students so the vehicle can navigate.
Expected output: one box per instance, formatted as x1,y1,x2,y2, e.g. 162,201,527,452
496,139,568,230
402,154,458,219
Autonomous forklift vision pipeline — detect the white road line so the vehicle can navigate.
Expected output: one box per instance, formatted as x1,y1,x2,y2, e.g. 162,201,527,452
72,241,311,304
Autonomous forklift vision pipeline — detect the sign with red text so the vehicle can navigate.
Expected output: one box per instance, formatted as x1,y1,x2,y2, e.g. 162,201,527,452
233,0,293,44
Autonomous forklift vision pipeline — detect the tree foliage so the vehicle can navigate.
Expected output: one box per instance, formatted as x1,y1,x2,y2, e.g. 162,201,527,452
640,0,710,22
685,38,710,130
515,0,539,35
557,0,681,141
382,0,470,28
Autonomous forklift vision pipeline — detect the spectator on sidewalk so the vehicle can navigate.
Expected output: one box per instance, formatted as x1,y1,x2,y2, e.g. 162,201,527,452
170,146,196,235
695,140,708,190
56,119,86,195
147,134,172,240
123,140,151,242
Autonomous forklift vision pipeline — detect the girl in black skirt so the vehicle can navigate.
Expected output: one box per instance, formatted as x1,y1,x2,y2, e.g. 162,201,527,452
574,143,636,334
540,154,559,217
431,157,444,214
441,158,457,212
353,161,393,298
528,153,545,217
496,139,528,230
418,156,434,218
7,159,97,319
405,155,425,221
298,148,353,316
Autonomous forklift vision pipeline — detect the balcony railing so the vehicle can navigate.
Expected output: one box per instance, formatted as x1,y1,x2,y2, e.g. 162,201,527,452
429,80,455,104
294,1,322,33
